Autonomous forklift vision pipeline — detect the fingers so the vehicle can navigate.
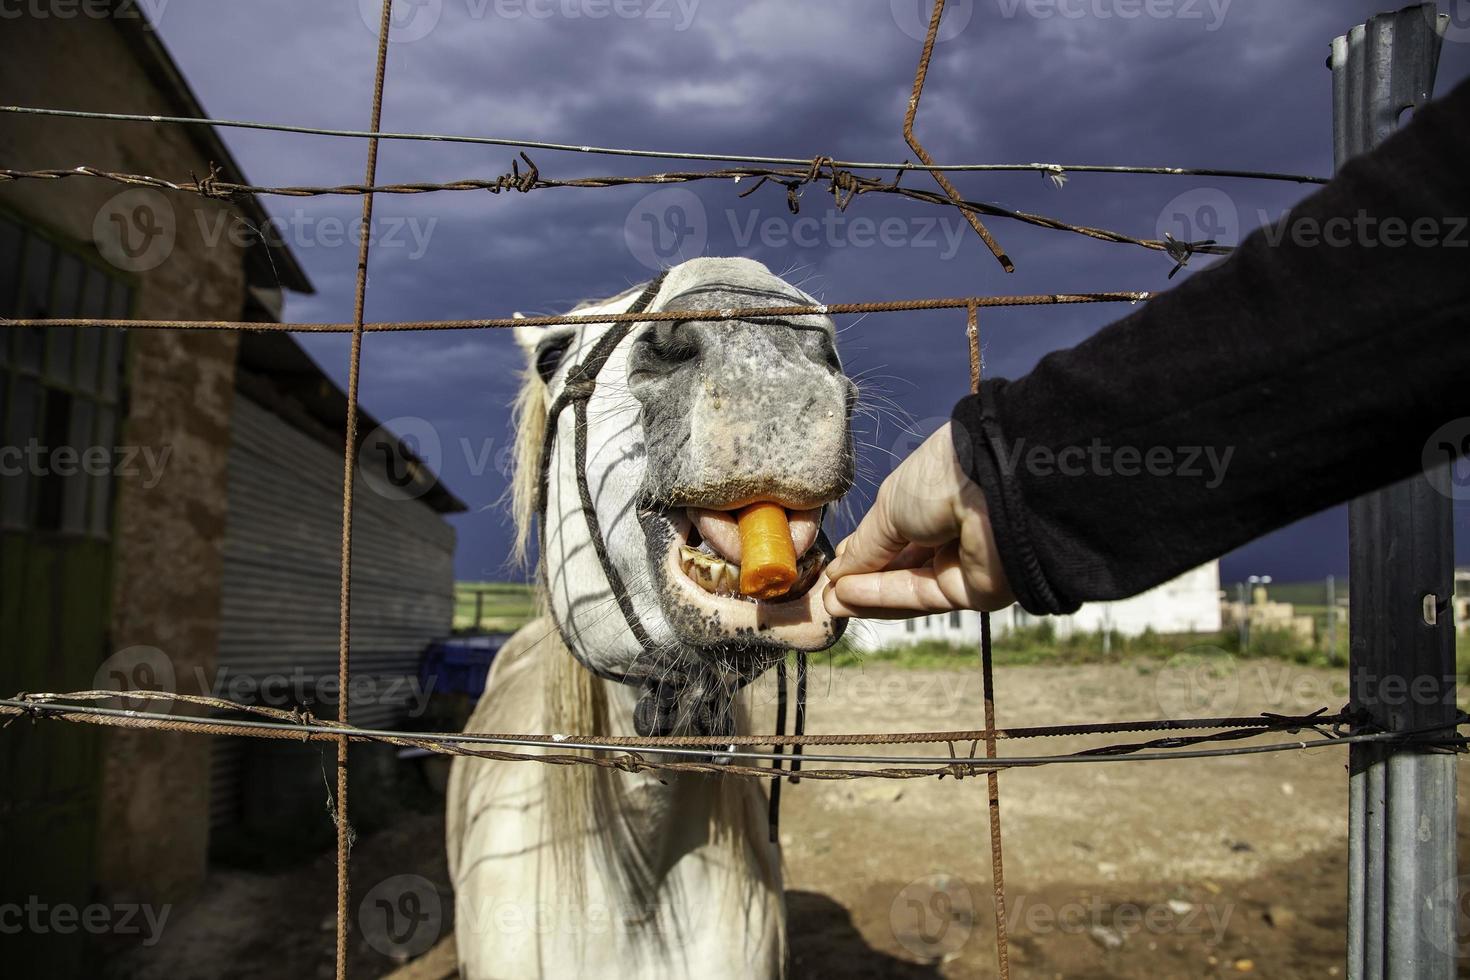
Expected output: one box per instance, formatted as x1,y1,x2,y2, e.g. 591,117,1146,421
822,540,943,617
822,535,1014,618
823,561,963,617
821,590,936,620
882,542,939,572
823,568,1013,618
829,425,966,582
824,483,909,581
829,539,933,573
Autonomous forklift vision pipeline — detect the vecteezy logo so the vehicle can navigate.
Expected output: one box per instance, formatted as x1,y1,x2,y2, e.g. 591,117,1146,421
889,874,975,961
890,0,974,42
888,417,961,505
357,416,444,501
359,875,443,960
623,188,708,271
93,189,176,273
1419,874,1470,957
1432,1,1470,45
1422,417,1470,501
93,646,177,712
1155,187,1240,254
359,0,443,43
1154,647,1239,717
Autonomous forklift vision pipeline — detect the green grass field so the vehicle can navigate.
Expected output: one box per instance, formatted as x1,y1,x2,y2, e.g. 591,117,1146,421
453,579,1469,680
454,582,537,633
1233,579,1347,607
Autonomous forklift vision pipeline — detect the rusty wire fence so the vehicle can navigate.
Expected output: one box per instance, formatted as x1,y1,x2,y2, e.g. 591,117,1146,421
1,1,1463,978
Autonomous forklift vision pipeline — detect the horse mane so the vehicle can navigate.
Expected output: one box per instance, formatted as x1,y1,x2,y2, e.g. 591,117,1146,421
507,360,546,568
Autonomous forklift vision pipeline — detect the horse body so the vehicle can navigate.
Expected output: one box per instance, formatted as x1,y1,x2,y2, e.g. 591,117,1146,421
447,258,854,979
447,621,783,980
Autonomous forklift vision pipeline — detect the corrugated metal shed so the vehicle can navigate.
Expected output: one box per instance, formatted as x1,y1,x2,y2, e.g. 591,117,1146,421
209,334,461,833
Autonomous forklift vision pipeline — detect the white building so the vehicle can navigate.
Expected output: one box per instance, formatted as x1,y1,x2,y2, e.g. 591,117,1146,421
846,561,1222,652
1455,567,1469,633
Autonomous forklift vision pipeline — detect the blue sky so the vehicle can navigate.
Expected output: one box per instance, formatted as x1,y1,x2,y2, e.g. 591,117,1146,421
145,0,1470,586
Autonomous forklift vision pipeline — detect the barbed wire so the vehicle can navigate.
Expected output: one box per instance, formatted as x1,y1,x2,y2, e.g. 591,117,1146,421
4,693,1459,782
0,104,1332,184
0,291,1155,335
0,159,1235,269
0,689,1354,747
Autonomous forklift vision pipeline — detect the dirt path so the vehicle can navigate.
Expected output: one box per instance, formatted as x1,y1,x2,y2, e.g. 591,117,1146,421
106,659,1468,979
767,658,1387,979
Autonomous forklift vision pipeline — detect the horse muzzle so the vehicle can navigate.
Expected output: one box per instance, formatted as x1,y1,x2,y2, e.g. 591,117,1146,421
637,501,843,654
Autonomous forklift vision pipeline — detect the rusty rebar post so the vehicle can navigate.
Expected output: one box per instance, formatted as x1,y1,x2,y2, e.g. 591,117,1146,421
966,300,1010,979
335,2,396,978
904,0,1014,273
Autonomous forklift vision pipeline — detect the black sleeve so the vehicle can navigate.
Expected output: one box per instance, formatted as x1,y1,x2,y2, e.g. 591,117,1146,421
951,77,1470,616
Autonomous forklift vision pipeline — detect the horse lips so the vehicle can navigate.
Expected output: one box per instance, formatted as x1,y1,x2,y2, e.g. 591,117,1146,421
735,503,799,599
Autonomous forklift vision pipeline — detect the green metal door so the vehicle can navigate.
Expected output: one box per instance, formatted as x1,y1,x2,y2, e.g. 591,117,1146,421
0,212,131,976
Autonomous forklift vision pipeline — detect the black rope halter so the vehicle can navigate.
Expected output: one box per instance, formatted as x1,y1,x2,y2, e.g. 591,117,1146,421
532,273,809,803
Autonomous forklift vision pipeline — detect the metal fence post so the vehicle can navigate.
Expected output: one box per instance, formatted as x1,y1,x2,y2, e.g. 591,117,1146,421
1333,8,1457,978
1328,574,1338,663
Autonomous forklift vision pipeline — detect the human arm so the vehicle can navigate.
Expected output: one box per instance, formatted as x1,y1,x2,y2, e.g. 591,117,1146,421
826,77,1470,618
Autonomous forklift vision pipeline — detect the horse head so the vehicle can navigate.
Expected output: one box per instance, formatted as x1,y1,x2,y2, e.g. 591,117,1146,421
511,257,854,737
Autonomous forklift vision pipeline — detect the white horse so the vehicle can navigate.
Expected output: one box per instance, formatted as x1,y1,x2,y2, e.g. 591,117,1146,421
446,258,855,979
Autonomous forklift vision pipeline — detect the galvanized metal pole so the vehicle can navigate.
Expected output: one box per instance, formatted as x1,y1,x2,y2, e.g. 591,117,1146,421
1328,574,1338,662
1237,581,1248,652
1334,8,1457,978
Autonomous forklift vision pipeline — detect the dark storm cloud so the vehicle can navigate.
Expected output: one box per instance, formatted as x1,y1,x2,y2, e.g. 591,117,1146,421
147,0,1470,582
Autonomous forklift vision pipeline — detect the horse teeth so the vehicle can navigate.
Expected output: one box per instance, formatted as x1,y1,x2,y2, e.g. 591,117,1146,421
679,545,742,596
680,538,828,601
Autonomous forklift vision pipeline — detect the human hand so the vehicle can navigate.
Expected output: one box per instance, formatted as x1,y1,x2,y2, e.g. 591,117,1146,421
822,423,1015,618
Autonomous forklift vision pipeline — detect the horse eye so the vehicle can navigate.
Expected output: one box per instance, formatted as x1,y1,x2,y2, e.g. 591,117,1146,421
535,336,573,384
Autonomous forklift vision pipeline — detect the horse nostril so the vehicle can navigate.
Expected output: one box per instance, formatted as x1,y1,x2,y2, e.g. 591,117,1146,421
823,345,842,373
630,323,701,385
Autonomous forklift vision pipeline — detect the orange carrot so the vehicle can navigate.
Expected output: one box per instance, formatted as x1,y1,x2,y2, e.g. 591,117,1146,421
737,503,798,599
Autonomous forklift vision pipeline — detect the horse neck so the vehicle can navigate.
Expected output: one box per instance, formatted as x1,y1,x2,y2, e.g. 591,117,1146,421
544,636,775,908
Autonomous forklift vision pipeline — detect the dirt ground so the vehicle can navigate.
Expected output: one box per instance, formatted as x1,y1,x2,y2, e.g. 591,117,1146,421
104,658,1470,979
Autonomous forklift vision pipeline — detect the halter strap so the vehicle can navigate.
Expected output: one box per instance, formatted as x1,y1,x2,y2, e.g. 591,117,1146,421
535,273,736,735
533,272,808,754
537,273,667,683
